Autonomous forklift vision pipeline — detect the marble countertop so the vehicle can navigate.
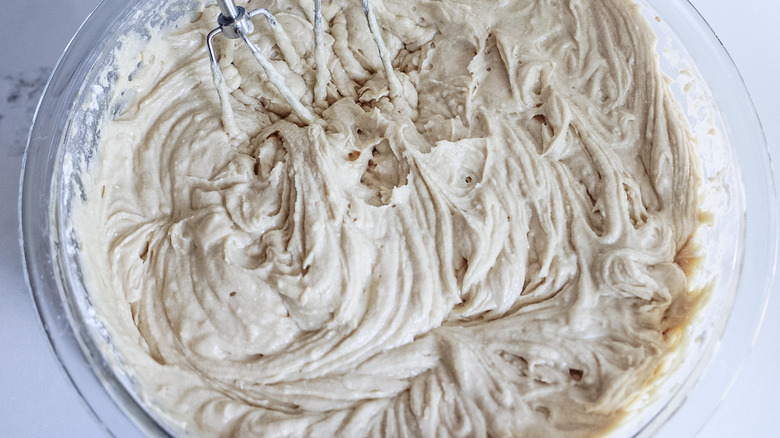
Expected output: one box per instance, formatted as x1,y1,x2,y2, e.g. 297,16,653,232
1,1,777,436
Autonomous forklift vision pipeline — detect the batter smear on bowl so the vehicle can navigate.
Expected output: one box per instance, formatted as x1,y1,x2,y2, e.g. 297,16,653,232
76,0,705,435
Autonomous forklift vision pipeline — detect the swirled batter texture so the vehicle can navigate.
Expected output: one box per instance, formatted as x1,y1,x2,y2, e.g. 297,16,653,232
77,0,702,436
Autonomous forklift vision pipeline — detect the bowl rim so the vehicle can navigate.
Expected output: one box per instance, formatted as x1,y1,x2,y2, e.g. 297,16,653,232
19,0,172,435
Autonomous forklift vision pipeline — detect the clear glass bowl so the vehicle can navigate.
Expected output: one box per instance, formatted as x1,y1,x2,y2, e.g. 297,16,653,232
19,0,778,436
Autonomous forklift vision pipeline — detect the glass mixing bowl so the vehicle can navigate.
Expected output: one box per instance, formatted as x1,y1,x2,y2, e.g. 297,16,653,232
19,0,778,436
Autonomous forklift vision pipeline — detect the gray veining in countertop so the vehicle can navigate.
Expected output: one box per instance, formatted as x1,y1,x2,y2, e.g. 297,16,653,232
1,67,51,158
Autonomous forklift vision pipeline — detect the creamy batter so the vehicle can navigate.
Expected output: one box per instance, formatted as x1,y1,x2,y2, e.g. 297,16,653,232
76,0,703,436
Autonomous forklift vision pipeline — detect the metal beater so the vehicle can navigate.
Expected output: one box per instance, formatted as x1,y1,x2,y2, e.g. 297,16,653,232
206,0,404,125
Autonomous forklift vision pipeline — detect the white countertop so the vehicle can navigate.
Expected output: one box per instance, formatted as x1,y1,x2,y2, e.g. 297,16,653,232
1,1,777,436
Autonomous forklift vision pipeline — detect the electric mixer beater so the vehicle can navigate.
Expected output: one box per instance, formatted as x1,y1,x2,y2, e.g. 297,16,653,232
206,0,405,127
